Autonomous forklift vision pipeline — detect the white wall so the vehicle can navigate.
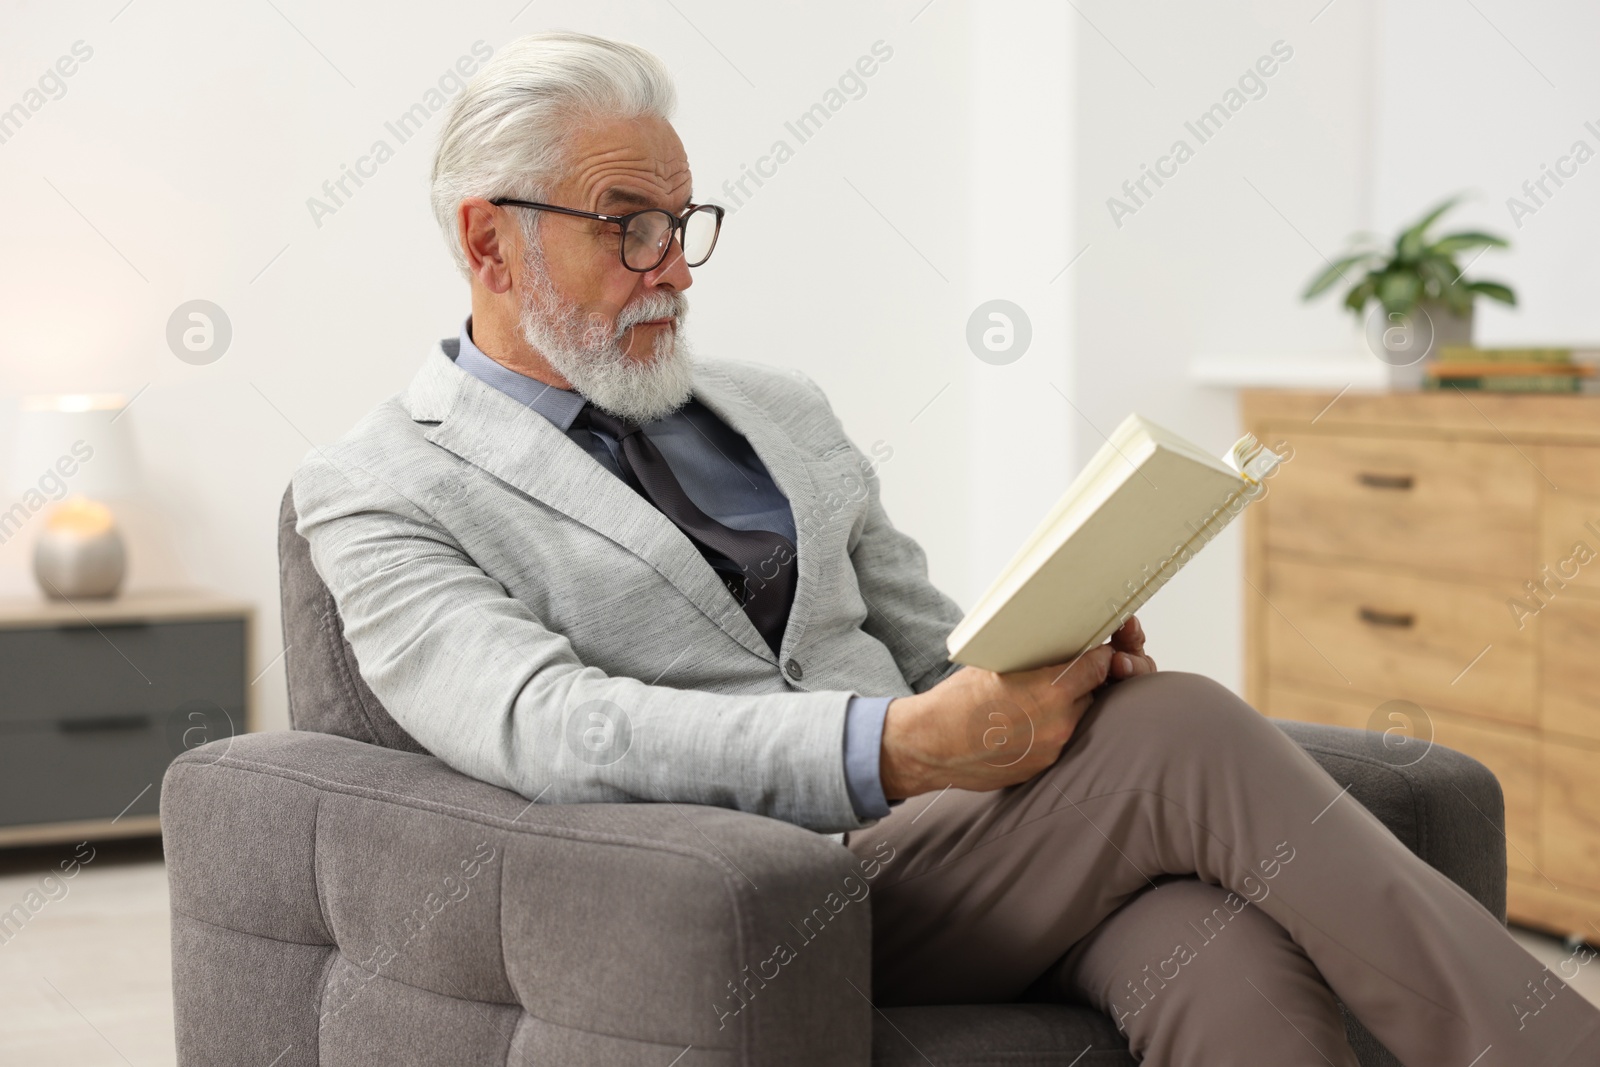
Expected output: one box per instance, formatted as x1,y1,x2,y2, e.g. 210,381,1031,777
0,1,1077,731
1070,0,1600,693
1373,0,1600,346
1073,0,1383,690
963,4,1077,598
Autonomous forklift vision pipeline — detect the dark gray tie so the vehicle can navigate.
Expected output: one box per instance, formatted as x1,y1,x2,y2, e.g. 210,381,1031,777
576,403,797,656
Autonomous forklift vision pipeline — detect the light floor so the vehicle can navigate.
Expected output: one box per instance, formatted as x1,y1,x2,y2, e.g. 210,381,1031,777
0,839,1596,1065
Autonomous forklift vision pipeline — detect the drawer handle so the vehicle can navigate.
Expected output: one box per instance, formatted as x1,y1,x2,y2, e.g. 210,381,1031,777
1358,607,1415,628
57,714,151,734
1356,472,1414,490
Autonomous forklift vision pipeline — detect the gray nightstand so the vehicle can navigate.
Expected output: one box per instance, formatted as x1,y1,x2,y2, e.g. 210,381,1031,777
0,589,254,846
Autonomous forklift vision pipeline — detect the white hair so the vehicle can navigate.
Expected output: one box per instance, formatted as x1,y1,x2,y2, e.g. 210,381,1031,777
430,32,678,278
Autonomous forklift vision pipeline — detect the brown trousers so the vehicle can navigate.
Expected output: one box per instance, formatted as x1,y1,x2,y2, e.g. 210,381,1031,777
844,672,1600,1066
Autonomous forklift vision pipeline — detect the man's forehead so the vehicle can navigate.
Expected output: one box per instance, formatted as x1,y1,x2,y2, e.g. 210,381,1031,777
566,120,692,207
597,182,692,210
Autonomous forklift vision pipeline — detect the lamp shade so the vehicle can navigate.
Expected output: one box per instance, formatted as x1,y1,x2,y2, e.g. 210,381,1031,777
8,394,140,502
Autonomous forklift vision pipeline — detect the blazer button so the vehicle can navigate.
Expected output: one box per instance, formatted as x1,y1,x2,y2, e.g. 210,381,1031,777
784,658,803,681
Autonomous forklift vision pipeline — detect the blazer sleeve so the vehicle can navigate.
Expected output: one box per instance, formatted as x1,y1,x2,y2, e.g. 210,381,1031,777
792,372,968,695
290,447,872,834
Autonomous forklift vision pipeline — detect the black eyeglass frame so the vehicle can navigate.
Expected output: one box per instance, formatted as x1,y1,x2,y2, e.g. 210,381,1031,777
488,197,724,273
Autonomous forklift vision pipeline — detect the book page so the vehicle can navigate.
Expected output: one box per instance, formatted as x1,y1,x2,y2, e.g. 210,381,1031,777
947,428,1255,673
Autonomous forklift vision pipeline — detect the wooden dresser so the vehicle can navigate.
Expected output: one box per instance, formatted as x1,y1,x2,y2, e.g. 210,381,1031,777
1242,389,1600,940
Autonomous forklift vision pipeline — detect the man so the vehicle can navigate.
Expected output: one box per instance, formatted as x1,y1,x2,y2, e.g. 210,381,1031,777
293,31,1599,1065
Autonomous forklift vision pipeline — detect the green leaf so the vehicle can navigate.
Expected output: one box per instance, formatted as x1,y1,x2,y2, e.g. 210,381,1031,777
1466,280,1517,305
1416,256,1460,298
1343,277,1376,315
1397,196,1461,260
1429,231,1509,256
1302,253,1379,300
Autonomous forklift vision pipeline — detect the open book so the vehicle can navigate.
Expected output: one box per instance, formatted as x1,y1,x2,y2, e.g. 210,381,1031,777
946,414,1283,673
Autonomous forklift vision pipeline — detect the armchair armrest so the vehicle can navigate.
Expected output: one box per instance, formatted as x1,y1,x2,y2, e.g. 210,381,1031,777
162,731,873,1067
1273,719,1508,921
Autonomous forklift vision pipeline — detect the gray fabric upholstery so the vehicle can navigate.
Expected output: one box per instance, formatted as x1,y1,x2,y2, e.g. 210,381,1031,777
873,1004,1132,1066
164,732,870,1065
277,486,423,753
157,486,1510,1065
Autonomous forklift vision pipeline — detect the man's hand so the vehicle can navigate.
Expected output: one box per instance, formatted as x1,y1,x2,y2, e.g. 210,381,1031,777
879,616,1157,801
1108,615,1156,679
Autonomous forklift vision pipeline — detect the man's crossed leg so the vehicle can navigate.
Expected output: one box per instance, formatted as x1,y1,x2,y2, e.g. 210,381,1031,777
845,671,1600,1066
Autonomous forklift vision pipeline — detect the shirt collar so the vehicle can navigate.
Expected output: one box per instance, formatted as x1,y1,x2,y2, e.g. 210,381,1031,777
454,317,589,431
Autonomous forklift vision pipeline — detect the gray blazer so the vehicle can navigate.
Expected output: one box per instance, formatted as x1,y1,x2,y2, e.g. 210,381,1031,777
292,342,966,834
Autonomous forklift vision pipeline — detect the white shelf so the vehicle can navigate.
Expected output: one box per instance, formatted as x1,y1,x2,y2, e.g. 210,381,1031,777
1189,352,1389,390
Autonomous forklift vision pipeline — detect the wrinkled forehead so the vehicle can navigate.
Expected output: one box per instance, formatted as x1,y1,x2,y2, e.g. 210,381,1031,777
562,118,693,211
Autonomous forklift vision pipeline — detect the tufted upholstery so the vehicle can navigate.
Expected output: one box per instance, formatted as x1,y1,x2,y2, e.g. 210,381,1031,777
158,486,1509,1065
163,731,876,1065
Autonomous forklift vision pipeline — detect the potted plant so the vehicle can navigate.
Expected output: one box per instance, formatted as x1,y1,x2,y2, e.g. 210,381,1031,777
1302,196,1516,384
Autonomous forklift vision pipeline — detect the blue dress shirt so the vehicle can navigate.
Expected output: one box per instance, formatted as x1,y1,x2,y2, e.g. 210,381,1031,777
451,320,893,820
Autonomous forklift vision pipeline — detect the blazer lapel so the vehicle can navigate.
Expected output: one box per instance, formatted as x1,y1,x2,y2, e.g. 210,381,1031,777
408,343,821,665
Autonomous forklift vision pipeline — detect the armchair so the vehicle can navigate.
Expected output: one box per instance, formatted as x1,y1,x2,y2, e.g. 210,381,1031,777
159,487,1509,1065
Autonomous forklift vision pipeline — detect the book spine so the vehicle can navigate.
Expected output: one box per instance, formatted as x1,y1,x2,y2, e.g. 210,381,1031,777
1437,345,1574,364
1426,363,1589,379
1425,376,1581,393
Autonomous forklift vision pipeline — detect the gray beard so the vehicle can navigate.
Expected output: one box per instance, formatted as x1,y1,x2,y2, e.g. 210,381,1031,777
517,253,696,425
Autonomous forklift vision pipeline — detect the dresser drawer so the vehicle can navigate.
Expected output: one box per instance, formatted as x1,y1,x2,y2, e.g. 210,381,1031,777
1263,682,1540,876
0,619,245,725
1264,432,1535,579
1540,446,1600,602
1263,559,1535,725
1543,595,1600,743
1543,741,1600,892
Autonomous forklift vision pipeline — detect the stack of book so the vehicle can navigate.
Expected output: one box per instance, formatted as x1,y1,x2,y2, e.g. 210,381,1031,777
1425,346,1597,393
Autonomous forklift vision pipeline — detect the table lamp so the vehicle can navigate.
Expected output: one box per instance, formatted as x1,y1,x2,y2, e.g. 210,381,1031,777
7,393,140,599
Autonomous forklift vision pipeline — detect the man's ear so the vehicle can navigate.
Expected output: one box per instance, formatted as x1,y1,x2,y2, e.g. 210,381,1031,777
458,197,516,295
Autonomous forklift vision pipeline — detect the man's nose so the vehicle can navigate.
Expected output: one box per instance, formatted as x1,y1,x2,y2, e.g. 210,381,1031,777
640,236,695,291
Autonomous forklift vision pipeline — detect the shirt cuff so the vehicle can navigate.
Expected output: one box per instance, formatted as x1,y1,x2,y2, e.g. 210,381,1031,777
842,695,893,820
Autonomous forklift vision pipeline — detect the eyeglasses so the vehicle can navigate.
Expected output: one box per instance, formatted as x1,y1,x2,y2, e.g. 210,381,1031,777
489,198,724,273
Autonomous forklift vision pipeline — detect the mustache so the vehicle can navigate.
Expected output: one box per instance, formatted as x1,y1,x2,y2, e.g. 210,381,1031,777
612,290,687,335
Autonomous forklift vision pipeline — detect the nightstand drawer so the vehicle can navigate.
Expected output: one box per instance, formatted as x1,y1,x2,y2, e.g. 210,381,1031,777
0,619,245,724
1263,558,1535,725
0,719,179,828
1264,432,1535,579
